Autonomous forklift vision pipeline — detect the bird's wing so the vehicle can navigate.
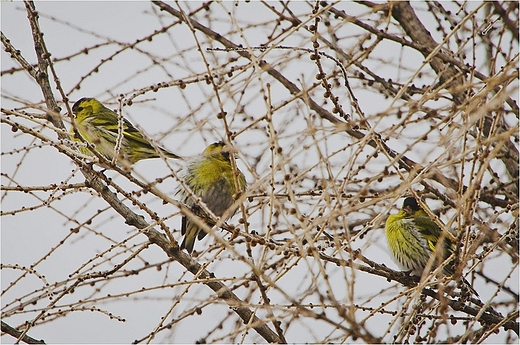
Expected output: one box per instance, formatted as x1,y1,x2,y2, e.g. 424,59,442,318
102,115,158,150
413,216,442,252
415,216,456,261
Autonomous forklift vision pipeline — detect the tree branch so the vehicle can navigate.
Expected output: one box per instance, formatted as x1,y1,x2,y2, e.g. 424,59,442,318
151,0,517,209
390,1,519,192
15,2,283,343
1,321,46,344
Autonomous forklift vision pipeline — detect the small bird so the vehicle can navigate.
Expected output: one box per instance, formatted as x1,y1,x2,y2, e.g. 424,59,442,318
177,141,247,253
71,98,179,165
385,197,478,296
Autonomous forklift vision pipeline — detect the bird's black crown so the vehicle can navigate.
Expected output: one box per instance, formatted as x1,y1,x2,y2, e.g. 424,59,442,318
403,197,420,211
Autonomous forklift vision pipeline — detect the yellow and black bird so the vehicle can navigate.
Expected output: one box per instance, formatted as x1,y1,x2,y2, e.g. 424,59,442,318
71,97,179,164
385,197,478,296
176,142,247,253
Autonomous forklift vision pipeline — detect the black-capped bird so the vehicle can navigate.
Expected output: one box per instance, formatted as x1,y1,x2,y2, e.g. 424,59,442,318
176,142,246,253
71,97,179,164
385,197,478,296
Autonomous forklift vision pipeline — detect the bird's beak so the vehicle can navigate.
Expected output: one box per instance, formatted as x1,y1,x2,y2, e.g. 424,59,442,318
403,205,413,216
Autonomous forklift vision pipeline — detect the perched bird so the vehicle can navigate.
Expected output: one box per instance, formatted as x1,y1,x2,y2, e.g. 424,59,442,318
177,141,247,253
385,197,478,296
71,98,179,165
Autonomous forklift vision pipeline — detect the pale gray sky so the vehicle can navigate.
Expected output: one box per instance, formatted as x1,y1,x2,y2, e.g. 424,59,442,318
2,1,518,343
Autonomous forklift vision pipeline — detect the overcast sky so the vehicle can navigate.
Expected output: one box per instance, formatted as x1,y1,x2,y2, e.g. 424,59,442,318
2,1,518,343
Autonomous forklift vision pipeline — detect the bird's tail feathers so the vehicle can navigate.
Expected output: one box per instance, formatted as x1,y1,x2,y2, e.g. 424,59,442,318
180,234,196,253
180,216,208,253
461,277,479,297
